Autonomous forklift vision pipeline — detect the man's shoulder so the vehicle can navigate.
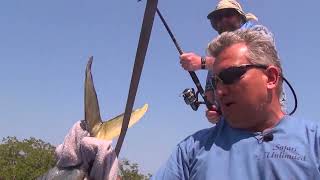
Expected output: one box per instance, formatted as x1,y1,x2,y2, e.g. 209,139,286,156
177,120,225,151
242,21,268,30
297,116,320,131
281,115,320,137
287,115,320,127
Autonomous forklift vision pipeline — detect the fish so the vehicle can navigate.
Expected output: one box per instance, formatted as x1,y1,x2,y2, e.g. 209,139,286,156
37,167,87,180
84,56,148,140
38,57,148,179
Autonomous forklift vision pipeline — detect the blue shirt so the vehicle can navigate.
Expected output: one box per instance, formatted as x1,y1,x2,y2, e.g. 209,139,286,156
152,116,320,179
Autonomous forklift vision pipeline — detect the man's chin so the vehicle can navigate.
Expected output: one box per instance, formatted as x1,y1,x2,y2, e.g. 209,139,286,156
219,26,239,33
224,114,247,129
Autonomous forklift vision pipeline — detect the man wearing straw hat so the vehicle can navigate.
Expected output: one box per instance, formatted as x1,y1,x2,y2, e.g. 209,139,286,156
180,0,277,123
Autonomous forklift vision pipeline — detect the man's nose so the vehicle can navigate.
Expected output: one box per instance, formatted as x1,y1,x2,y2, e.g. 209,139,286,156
221,16,229,22
215,83,229,98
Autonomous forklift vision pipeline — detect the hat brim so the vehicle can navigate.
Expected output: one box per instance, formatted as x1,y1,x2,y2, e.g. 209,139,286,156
207,8,246,21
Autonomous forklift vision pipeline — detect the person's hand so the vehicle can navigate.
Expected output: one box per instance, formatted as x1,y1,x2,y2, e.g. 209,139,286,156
54,121,118,180
206,105,221,124
179,52,202,71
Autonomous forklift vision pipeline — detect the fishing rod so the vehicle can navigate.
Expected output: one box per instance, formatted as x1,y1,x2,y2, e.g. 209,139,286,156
156,8,218,112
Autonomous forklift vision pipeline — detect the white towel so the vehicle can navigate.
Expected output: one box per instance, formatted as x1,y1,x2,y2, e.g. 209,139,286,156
55,121,119,180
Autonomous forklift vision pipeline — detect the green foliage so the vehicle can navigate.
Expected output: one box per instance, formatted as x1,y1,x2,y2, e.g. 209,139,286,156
0,136,56,180
0,136,151,180
119,159,151,180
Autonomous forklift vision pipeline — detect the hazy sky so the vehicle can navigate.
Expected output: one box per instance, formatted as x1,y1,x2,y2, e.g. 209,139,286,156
0,0,319,174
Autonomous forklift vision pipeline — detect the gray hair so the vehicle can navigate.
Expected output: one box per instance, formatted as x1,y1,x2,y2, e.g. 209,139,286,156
207,29,283,95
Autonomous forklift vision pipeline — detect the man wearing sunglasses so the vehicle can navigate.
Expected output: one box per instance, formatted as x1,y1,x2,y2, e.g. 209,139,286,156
180,0,278,123
153,29,320,180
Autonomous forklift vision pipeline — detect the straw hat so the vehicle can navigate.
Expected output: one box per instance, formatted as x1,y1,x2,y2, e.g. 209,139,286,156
207,0,258,22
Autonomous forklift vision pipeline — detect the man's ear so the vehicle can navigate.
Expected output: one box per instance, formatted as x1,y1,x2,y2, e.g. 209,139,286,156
265,66,281,90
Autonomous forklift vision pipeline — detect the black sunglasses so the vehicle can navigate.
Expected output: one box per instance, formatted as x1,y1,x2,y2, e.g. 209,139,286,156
211,64,268,89
210,9,239,22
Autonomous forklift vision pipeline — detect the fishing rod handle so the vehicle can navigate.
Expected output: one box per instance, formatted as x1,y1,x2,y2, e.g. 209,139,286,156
188,71,214,109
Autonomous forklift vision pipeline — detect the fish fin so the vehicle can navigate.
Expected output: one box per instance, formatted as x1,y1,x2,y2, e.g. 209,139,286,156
94,104,148,140
84,56,102,134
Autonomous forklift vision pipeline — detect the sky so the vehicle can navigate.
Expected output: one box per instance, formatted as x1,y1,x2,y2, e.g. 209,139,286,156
0,0,320,175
